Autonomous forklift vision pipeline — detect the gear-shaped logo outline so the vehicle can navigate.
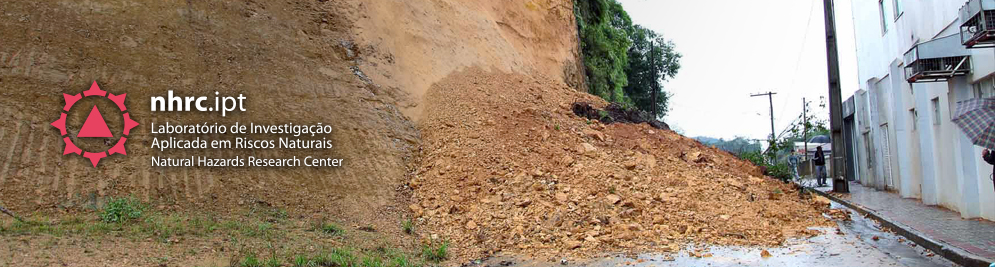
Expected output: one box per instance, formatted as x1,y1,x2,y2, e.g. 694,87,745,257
50,81,139,167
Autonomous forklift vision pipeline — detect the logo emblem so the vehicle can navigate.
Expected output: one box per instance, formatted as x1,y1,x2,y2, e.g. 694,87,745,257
50,81,139,167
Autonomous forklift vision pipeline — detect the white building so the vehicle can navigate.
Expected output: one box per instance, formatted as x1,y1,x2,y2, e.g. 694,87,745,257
848,0,995,220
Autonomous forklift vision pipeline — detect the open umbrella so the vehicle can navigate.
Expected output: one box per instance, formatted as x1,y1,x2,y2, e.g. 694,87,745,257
953,98,995,196
952,98,995,149
808,135,831,144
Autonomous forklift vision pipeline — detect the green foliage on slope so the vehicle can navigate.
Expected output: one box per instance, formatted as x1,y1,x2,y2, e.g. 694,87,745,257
574,0,681,117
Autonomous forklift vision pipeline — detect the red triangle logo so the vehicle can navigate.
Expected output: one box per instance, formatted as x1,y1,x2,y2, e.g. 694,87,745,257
78,105,113,138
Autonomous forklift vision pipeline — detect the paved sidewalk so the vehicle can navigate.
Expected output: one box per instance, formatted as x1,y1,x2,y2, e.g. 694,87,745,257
803,179,995,265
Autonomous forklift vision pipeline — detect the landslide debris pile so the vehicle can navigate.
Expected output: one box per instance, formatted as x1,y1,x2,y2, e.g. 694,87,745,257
410,68,831,261
571,102,670,130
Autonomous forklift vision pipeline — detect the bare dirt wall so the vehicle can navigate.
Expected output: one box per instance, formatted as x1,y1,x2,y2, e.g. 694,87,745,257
343,0,586,121
0,0,417,228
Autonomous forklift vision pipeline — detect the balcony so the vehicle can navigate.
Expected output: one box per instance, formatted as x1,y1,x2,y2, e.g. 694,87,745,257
904,34,972,83
960,0,995,48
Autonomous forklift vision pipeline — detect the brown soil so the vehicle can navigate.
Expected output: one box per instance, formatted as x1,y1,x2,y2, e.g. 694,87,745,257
344,0,585,120
411,68,831,262
0,0,418,260
0,0,835,266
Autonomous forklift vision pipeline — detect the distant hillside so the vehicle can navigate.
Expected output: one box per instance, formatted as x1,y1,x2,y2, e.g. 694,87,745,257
695,136,761,156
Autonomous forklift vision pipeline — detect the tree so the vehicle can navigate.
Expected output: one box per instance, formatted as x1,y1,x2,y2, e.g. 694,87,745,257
781,99,830,144
575,0,632,103
574,0,681,116
623,25,681,118
697,136,762,156
765,99,830,163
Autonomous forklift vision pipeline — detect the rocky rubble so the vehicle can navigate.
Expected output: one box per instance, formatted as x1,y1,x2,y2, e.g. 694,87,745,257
571,102,670,130
411,68,831,262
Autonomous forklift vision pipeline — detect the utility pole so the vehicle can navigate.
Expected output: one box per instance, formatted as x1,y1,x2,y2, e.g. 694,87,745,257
651,40,659,118
803,97,814,179
751,92,777,149
822,0,849,193
803,97,808,161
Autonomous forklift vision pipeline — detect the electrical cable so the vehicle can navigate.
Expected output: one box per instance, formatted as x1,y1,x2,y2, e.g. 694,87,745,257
776,0,818,125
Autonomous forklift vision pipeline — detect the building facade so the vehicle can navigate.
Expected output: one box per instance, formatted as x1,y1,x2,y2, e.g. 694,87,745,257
849,0,995,220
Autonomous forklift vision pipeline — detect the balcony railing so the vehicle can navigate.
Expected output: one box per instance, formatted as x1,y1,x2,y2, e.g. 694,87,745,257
960,0,995,48
904,34,972,83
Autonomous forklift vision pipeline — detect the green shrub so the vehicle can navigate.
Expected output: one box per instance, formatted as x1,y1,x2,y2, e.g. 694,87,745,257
765,162,794,181
739,151,793,181
99,197,144,223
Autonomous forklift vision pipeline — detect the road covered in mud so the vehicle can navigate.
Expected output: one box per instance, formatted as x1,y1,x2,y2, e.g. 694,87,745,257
475,202,954,267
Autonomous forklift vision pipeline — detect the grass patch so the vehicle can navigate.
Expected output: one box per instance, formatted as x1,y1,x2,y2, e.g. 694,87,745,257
221,247,424,267
421,241,448,263
0,205,432,266
401,219,414,235
0,215,117,237
389,254,417,267
240,253,262,267
99,197,145,223
323,248,357,266
247,205,288,223
291,254,315,267
361,255,386,267
0,210,283,244
314,221,344,236
136,213,222,242
222,219,275,238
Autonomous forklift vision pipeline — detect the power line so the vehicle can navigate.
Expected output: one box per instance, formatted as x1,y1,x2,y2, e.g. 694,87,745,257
777,0,818,122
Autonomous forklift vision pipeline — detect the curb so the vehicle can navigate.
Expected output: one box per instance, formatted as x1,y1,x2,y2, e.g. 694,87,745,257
803,186,994,267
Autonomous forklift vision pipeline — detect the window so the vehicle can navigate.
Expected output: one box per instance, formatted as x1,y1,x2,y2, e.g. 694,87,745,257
974,77,995,99
879,0,889,34
931,97,941,125
893,0,903,20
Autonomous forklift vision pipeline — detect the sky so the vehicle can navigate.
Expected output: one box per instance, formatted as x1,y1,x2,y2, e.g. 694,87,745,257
616,0,860,141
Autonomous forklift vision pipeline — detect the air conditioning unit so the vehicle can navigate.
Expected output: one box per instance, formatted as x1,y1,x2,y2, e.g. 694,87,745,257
905,34,972,83
960,0,995,48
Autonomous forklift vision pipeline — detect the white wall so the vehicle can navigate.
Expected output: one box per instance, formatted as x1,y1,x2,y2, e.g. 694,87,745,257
951,77,982,218
890,61,915,196
967,48,995,219
911,82,943,205
867,77,887,189
850,0,995,220
904,81,923,198
936,83,960,210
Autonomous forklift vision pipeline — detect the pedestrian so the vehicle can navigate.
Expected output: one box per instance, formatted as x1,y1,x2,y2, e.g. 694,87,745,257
981,149,995,194
788,154,800,180
814,146,827,187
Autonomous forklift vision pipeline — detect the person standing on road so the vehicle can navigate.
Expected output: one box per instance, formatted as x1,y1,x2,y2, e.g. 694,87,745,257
788,154,800,180
814,146,827,187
